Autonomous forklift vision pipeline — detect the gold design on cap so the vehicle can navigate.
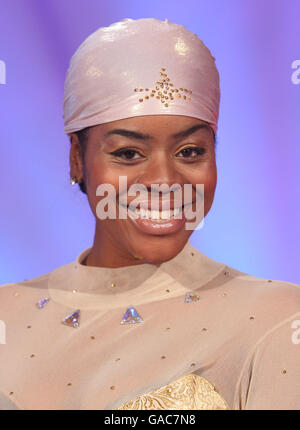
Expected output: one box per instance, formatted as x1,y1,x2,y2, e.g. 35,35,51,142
134,68,192,107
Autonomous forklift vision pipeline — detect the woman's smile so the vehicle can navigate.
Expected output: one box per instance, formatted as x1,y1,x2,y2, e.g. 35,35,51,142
125,202,187,235
117,199,195,235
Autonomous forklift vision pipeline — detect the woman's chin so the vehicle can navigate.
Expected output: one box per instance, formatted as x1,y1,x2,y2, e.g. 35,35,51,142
127,234,190,265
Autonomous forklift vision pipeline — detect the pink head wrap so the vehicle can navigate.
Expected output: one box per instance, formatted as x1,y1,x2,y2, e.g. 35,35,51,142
63,18,220,136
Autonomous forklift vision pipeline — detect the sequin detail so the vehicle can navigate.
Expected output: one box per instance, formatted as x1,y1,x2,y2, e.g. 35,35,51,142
36,297,50,309
120,306,143,325
185,292,200,303
134,67,192,107
62,310,80,328
118,373,229,410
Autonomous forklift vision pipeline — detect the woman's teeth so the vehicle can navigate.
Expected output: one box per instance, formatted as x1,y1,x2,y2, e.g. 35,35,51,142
129,207,181,220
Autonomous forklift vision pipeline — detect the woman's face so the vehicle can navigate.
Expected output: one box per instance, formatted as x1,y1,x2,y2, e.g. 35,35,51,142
70,115,217,266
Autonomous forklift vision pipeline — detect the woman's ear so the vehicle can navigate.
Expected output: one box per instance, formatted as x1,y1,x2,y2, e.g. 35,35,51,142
69,133,84,183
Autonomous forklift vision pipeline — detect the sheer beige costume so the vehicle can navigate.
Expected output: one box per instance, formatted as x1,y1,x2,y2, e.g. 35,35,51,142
0,240,299,410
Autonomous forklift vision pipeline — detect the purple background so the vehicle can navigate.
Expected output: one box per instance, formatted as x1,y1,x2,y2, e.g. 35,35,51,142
0,0,299,285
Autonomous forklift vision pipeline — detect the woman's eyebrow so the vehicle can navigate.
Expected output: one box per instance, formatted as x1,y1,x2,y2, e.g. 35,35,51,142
104,129,152,140
172,124,211,139
103,124,210,141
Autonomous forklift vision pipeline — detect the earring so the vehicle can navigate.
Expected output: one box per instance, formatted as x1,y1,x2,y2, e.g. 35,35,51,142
70,176,77,185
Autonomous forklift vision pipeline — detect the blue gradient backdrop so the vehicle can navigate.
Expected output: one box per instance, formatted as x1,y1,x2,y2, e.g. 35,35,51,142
0,0,299,284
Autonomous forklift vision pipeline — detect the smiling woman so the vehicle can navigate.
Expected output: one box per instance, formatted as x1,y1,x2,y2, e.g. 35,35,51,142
0,17,300,411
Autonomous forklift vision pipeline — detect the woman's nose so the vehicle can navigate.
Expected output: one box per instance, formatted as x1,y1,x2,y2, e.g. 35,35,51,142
136,154,183,190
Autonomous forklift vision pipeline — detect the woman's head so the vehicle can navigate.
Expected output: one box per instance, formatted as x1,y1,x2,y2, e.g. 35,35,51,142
63,18,220,136
64,18,221,265
69,114,217,264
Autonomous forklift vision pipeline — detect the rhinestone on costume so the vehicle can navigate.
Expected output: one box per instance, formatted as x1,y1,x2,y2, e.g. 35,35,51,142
36,297,50,309
62,310,80,328
185,291,200,303
134,67,192,106
120,306,143,325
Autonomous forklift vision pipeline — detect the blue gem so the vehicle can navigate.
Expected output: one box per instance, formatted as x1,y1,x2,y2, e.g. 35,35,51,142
36,297,50,309
62,310,80,328
185,292,200,303
121,306,143,325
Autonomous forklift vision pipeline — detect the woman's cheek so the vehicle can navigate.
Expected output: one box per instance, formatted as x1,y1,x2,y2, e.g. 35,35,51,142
194,167,217,211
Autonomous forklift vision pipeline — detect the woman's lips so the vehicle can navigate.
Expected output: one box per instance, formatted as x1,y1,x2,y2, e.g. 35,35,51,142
127,209,186,235
118,201,192,236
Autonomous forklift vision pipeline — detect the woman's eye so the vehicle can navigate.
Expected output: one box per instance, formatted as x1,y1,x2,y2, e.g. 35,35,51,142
176,146,206,158
110,149,144,160
110,146,206,161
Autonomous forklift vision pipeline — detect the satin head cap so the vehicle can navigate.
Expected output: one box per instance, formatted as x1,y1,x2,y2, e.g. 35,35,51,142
63,18,220,136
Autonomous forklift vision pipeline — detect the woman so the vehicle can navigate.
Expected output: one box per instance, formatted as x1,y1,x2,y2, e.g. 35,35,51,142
1,17,299,410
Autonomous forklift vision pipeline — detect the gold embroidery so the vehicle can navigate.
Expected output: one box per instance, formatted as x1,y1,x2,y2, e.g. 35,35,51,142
117,373,229,410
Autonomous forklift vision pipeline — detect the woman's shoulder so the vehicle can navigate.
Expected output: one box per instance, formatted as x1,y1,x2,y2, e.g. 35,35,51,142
221,263,300,325
225,264,300,295
0,261,74,303
0,262,78,330
0,271,50,309
1,272,50,288
189,242,300,303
